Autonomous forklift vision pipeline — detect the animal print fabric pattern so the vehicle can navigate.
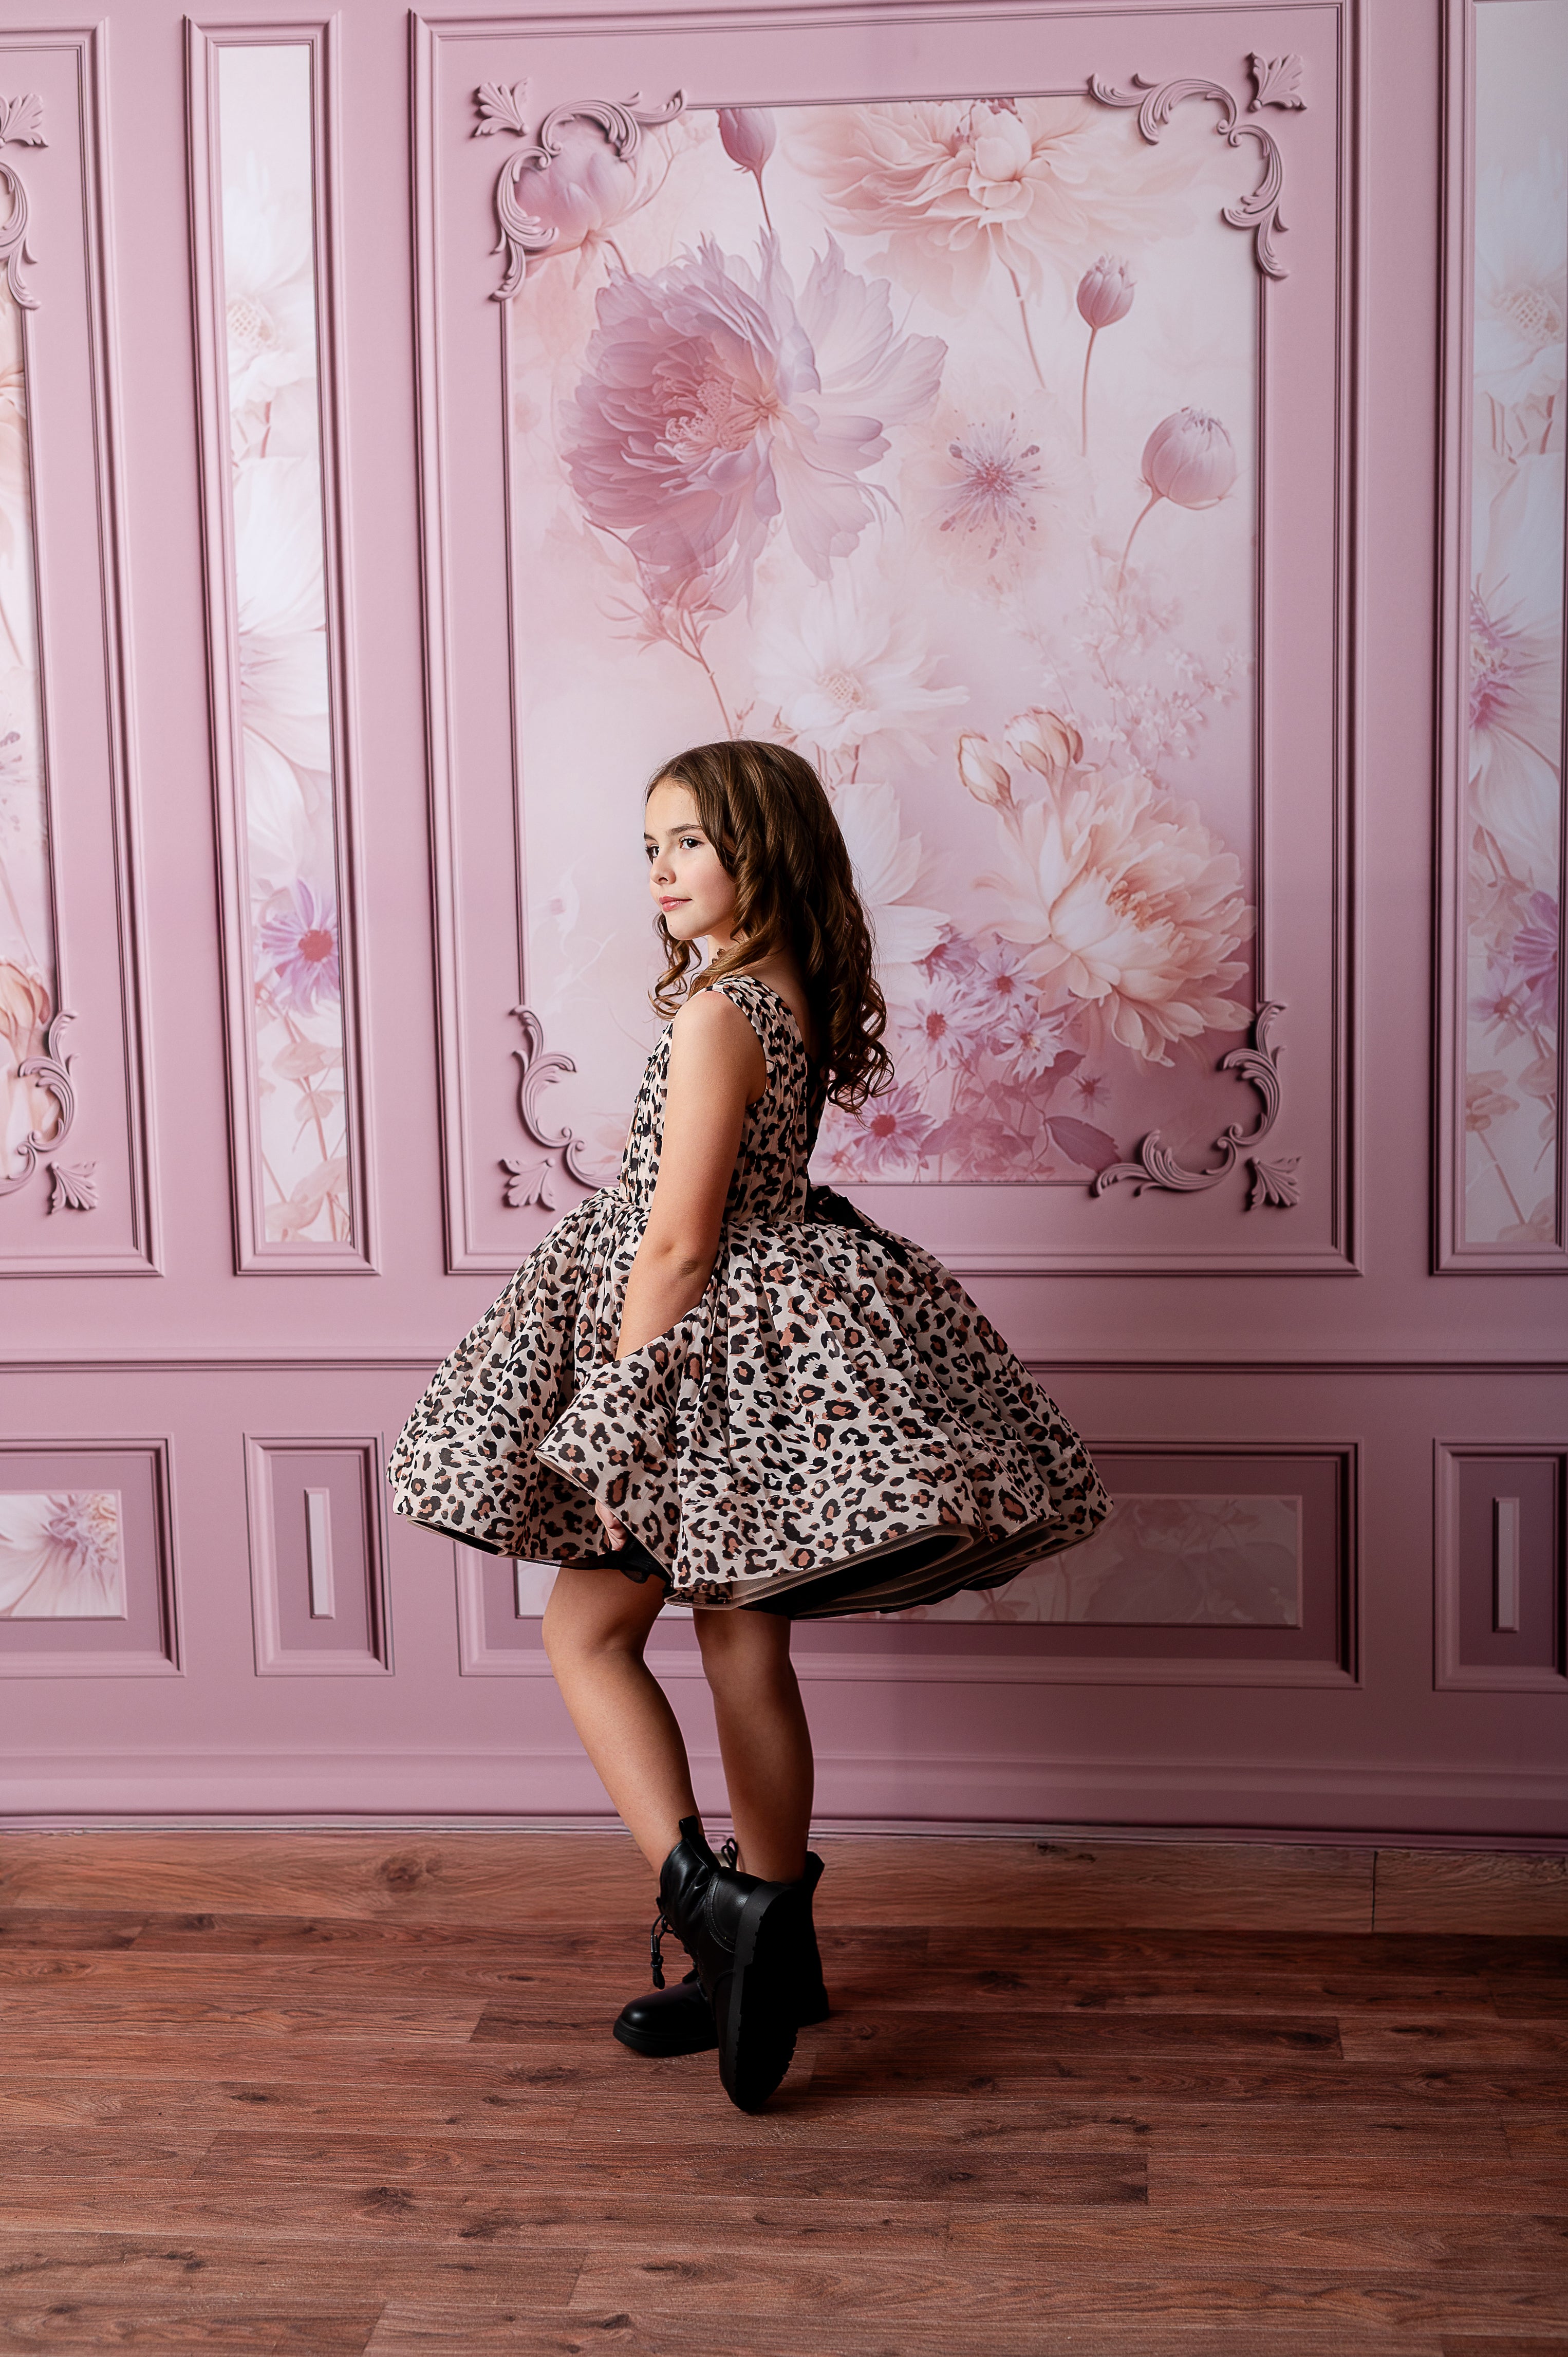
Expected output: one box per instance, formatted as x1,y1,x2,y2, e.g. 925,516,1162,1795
388,975,1109,1611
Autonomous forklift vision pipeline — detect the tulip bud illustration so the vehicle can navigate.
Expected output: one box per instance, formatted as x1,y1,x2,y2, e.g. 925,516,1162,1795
1006,709,1083,783
1077,255,1134,330
1075,256,1135,455
957,734,1015,811
718,107,777,232
1118,408,1237,585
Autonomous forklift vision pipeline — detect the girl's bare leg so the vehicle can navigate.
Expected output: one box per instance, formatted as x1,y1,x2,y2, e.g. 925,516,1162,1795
542,1566,697,1873
694,1609,813,1883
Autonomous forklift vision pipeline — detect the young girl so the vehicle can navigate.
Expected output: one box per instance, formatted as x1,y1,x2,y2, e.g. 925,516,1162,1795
389,740,1108,2111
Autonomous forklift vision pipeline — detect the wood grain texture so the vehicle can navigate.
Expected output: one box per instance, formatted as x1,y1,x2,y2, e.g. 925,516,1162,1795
0,1834,1563,2352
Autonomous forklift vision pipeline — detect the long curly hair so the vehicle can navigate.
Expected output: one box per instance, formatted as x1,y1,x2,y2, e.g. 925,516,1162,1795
647,740,892,1112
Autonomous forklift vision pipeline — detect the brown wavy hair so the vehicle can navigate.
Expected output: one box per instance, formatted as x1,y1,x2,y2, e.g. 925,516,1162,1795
646,740,892,1112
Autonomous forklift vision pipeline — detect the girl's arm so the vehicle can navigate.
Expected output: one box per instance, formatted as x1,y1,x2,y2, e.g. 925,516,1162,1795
614,990,765,1361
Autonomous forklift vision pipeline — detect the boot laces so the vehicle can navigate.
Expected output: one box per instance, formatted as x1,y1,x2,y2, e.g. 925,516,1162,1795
648,1834,739,1989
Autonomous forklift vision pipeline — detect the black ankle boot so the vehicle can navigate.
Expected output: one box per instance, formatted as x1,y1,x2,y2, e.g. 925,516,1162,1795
651,1817,820,2111
613,1968,717,2057
613,1854,830,2059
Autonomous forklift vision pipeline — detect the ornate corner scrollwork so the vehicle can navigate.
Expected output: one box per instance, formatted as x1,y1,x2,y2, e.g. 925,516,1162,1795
503,1005,599,1207
1094,1003,1298,1210
1089,72,1292,277
0,92,45,310
0,1010,86,1203
474,83,685,301
1249,53,1306,113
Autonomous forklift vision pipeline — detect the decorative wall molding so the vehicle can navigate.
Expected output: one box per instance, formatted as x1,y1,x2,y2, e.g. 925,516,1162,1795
1433,0,1567,1272
476,82,685,299
1434,1440,1567,1693
244,1436,391,1677
1096,1004,1297,1208
501,1004,599,1209
186,20,376,1274
0,90,44,307
415,5,1357,1278
1089,70,1293,277
0,30,157,1273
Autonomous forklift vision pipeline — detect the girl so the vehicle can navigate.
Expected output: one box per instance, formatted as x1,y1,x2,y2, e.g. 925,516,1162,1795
389,741,1108,2111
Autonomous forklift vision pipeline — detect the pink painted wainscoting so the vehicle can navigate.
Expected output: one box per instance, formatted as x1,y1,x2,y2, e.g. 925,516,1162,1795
0,0,1563,1835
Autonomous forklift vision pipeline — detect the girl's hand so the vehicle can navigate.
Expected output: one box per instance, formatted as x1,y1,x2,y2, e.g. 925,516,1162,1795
595,1502,628,1552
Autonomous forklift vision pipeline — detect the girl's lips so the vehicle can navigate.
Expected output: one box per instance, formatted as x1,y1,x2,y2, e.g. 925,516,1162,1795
659,897,687,911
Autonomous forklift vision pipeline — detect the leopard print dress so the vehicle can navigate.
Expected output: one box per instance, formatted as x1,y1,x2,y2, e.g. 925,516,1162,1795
388,974,1109,1616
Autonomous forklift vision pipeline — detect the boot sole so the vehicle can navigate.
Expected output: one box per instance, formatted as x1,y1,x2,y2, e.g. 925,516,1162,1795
716,1882,804,2112
612,2013,719,2058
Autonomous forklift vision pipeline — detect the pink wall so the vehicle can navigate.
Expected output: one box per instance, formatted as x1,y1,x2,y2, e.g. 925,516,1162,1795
0,0,1563,1834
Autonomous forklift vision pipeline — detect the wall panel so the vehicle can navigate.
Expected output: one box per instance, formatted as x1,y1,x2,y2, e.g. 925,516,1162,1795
0,0,1561,1844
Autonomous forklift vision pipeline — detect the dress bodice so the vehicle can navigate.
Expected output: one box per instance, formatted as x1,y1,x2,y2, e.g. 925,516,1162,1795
616,974,816,1227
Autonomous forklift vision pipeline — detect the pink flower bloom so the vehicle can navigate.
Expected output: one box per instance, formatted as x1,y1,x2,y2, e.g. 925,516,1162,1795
971,939,1039,1041
257,880,340,1014
934,416,1045,561
979,763,1254,1066
834,1081,935,1174
796,100,1158,311
1141,410,1237,508
1076,255,1134,329
907,971,988,1068
562,236,945,615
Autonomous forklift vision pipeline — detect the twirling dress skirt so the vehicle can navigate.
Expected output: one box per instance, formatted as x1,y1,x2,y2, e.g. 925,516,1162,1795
389,975,1109,1616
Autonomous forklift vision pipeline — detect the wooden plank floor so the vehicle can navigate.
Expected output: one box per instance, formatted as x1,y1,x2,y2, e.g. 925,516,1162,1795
0,1832,1564,2353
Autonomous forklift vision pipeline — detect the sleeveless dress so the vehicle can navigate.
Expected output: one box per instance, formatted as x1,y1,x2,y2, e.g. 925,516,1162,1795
388,974,1109,1616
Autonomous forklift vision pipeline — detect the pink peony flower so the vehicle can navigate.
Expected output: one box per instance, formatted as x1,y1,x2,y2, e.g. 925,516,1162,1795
796,100,1154,311
561,236,945,615
256,879,340,1014
978,755,1254,1065
1076,255,1134,329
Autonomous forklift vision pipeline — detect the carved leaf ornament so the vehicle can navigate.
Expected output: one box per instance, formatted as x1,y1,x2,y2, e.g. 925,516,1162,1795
474,71,1304,1215
499,1007,603,1205
0,91,44,310
476,82,685,301
0,1011,93,1209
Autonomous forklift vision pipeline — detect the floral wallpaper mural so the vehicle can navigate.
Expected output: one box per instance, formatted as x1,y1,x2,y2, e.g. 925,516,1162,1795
505,91,1261,1184
0,273,58,1190
1463,0,1566,1248
0,1491,123,1618
216,46,351,1245
898,1493,1300,1624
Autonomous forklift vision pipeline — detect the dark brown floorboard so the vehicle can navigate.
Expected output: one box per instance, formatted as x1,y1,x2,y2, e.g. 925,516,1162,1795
0,1831,1563,2352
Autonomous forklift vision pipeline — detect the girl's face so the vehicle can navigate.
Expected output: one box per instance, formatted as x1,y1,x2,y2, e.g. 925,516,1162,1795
644,780,739,948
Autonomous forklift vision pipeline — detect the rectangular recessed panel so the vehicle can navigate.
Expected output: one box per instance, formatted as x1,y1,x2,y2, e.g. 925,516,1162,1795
191,27,369,1269
0,1449,176,1674
1444,0,1568,1264
1452,1452,1563,1679
903,1493,1303,1626
884,1448,1353,1679
246,1440,387,1674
